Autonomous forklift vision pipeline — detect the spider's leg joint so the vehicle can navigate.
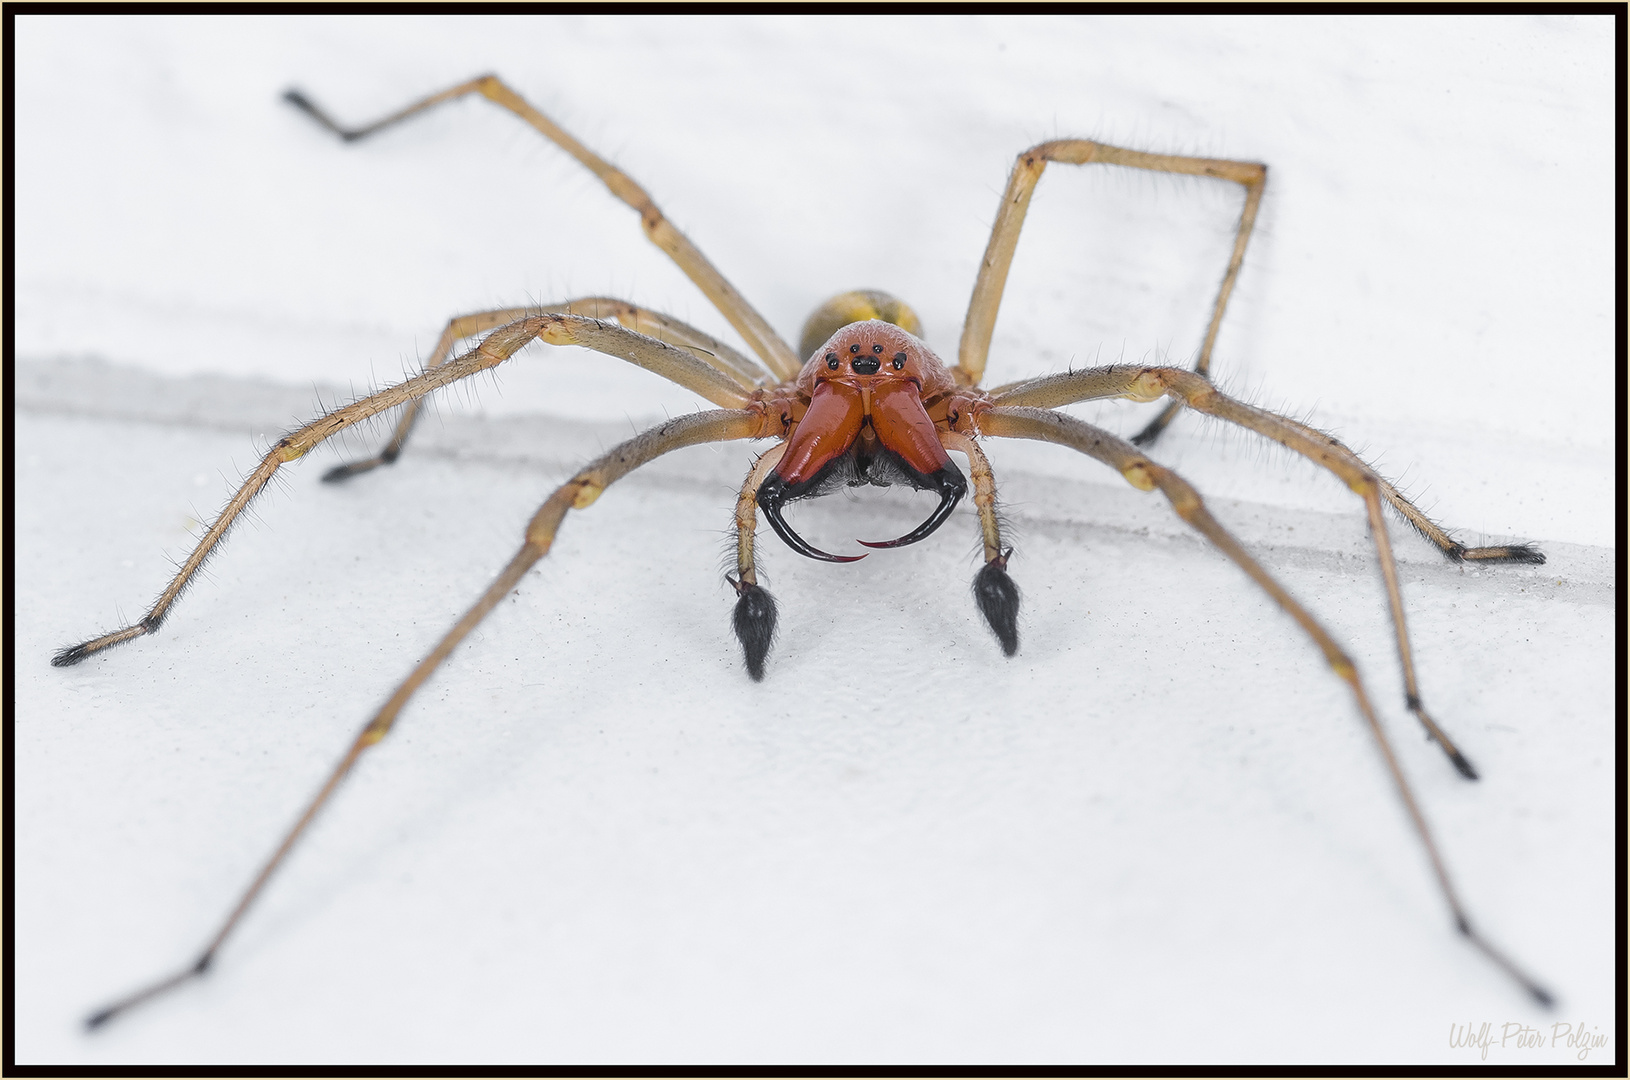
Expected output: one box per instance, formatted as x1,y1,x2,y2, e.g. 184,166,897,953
534,315,578,347
571,479,604,510
1125,369,1169,403
1120,461,1158,492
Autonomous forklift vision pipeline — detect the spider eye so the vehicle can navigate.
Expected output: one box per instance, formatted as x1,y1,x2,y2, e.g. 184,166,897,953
871,344,883,354
892,352,906,370
826,352,839,370
849,344,861,354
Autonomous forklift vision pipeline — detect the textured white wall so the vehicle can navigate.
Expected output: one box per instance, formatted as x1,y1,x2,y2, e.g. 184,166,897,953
15,14,1615,1065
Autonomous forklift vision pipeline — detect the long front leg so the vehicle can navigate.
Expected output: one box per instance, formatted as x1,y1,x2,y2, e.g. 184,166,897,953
285,78,802,380
324,297,774,482
54,313,752,666
956,139,1265,439
84,407,765,1030
978,404,1551,1006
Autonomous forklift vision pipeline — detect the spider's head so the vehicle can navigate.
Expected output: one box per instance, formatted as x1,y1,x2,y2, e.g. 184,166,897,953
759,320,966,563
795,319,946,393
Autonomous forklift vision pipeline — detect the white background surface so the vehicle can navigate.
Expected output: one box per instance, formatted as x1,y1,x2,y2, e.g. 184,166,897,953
14,14,1616,1066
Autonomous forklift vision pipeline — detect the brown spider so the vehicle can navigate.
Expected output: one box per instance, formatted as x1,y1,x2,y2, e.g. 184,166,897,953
58,76,1551,1028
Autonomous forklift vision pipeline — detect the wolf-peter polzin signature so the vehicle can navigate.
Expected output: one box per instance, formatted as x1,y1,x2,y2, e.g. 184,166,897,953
1450,1020,1608,1061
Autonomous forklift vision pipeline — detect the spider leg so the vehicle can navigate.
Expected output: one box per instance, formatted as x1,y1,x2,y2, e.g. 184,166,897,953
285,78,802,379
729,443,788,680
978,404,1552,1007
956,139,1265,449
993,365,1543,778
84,407,764,1030
323,297,773,483
53,313,753,667
321,304,538,483
941,430,1019,656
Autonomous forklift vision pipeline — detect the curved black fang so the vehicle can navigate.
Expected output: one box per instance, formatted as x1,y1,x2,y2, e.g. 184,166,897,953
857,464,967,550
756,474,866,563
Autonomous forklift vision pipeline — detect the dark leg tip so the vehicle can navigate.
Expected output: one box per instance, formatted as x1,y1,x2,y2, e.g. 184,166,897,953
324,451,400,482
51,643,92,667
84,1007,115,1031
729,578,778,682
973,556,1020,657
1529,984,1555,1009
1129,404,1177,447
1452,542,1546,566
1499,544,1547,565
1448,749,1480,782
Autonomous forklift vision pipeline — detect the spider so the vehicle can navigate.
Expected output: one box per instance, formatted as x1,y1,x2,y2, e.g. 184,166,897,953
56,75,1553,1028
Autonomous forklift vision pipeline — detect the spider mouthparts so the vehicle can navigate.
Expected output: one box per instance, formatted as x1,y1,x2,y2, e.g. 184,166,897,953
759,503,865,563
856,466,967,550
756,475,867,563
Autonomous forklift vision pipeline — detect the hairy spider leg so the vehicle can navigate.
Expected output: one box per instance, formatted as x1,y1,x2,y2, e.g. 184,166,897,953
957,139,1265,448
52,314,752,668
939,431,1020,657
323,298,773,482
285,77,801,379
977,405,1552,1007
729,444,789,681
992,365,1545,778
84,406,765,1030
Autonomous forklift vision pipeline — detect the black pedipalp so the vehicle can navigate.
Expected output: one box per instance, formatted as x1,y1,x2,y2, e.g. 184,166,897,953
973,554,1020,656
729,577,779,681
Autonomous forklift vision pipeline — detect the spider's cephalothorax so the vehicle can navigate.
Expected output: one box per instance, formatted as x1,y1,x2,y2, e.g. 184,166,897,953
757,316,966,563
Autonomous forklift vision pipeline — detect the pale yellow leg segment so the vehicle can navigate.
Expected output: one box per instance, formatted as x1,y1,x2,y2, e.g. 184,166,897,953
733,443,788,588
941,430,1004,565
55,314,753,668
978,404,1551,1005
286,78,801,379
956,140,1266,407
85,407,764,1030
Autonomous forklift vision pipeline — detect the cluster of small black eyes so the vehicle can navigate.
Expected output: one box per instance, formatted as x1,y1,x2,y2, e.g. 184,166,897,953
825,345,909,371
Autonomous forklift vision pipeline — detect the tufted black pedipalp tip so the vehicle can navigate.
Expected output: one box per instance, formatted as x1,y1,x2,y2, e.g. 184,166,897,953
974,558,1020,657
731,580,778,681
